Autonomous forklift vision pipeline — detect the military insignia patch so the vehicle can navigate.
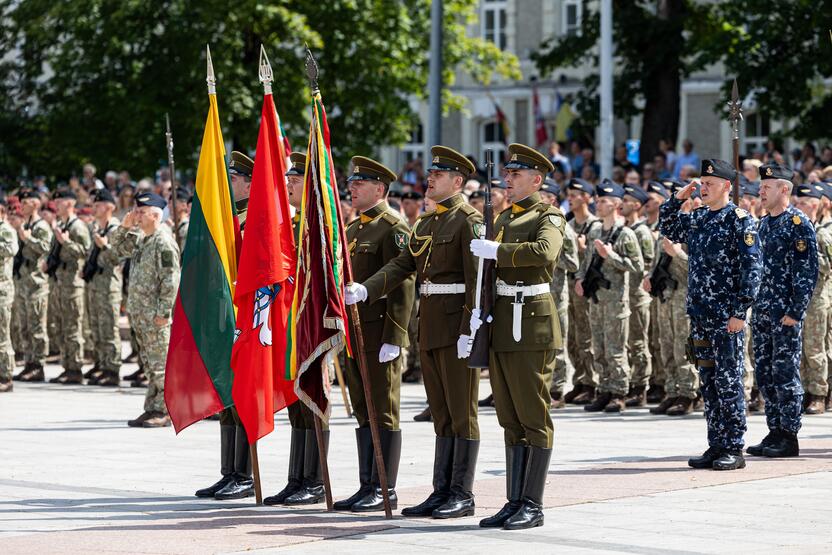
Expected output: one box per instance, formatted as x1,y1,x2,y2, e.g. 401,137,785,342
796,239,807,252
432,156,439,163
766,167,773,176
744,232,755,246
394,233,408,250
548,214,564,228
161,250,173,268
511,154,518,161
735,208,748,218
792,215,802,225
707,165,714,174
472,223,484,238
353,167,360,174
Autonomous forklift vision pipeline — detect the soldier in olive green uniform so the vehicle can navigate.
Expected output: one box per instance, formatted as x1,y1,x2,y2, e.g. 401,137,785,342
264,152,330,506
49,189,92,384
346,146,482,519
329,156,414,513
470,144,564,530
0,194,19,392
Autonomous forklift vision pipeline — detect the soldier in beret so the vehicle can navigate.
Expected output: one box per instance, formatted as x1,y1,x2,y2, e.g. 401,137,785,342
660,159,762,470
170,187,191,253
346,145,483,519
107,192,180,428
11,189,52,382
748,163,818,458
469,143,565,529
0,194,19,392
644,180,670,402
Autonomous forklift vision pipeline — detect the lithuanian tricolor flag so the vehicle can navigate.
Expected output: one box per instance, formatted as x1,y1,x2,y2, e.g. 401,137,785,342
165,92,241,433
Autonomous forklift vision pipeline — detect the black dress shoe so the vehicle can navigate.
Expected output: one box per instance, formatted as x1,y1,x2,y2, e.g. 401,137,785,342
214,476,255,500
402,491,449,516
413,406,432,422
266,428,307,506
688,447,721,469
195,476,234,498
431,438,479,519
477,394,494,407
747,430,778,456
762,432,799,458
713,451,745,471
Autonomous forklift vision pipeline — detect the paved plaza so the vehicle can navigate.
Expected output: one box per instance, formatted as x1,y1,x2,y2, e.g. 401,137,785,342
2,358,832,554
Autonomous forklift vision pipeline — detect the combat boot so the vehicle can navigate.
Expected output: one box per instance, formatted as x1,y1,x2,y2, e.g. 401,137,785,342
215,424,255,499
688,447,721,469
283,429,328,505
195,424,235,498
624,385,646,407
650,396,678,415
53,370,83,385
17,363,45,382
762,431,799,458
804,395,826,415
333,427,373,510
583,391,611,412
264,428,306,505
480,445,527,528
122,349,138,363
563,384,585,404
49,370,69,383
603,395,626,413
432,438,479,519
747,388,764,412
572,386,596,405
142,412,171,428
352,429,401,512
478,393,494,407
402,436,454,516
123,366,144,381
503,446,552,530
0,379,12,393
96,370,120,387
12,363,33,381
550,391,565,409
712,450,745,470
666,396,694,416
130,373,148,388
83,365,101,380
646,384,665,404
127,411,154,428
413,406,432,422
747,430,779,456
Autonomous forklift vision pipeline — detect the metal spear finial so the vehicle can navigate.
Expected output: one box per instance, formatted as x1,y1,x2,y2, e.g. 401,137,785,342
728,79,743,123
305,45,319,94
165,113,174,159
259,44,273,94
206,44,216,94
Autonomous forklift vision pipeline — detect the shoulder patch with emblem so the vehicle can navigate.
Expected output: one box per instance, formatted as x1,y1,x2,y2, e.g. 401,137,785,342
472,223,484,238
796,239,807,252
744,232,755,246
548,214,564,228
735,208,748,219
160,249,174,268
1,229,12,241
792,214,802,225
382,212,401,226
393,232,408,250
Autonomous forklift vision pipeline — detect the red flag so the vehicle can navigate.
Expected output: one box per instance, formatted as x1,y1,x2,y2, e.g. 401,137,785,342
231,92,298,443
533,84,549,147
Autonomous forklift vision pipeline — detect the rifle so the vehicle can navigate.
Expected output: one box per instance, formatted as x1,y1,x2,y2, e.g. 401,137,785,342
648,252,677,303
468,150,496,369
45,240,62,279
581,227,621,303
82,222,113,282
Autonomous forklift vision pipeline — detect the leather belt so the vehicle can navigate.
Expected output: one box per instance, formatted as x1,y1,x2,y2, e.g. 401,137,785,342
419,281,466,297
496,280,550,341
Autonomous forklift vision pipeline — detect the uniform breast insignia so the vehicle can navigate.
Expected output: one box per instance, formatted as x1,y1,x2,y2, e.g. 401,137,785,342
393,233,408,250
348,238,357,254
796,239,807,253
734,208,748,219
744,232,755,246
792,215,802,225
495,228,504,243
548,214,564,228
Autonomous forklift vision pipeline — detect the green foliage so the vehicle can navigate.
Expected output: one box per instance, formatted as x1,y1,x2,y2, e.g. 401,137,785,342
0,0,518,179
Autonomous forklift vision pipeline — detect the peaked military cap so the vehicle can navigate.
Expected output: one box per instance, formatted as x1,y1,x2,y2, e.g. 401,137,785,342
53,188,77,200
759,162,794,182
229,151,254,177
347,156,397,185
541,177,560,196
401,191,424,201
566,178,594,195
796,182,824,199
18,189,40,200
700,159,735,181
503,143,555,173
428,145,476,177
491,178,507,190
135,191,167,209
597,182,625,199
646,180,670,199
623,184,649,204
285,152,307,176
92,189,116,204
468,190,485,201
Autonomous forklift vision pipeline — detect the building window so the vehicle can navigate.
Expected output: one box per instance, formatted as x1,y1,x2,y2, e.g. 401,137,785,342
482,0,507,50
481,120,507,166
743,112,770,156
400,123,424,181
562,0,582,36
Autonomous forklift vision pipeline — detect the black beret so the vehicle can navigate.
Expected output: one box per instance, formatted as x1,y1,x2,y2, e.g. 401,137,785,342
135,191,167,209
700,159,735,181
566,178,594,195
503,143,555,173
229,151,254,177
623,184,649,204
428,145,476,177
53,188,77,200
795,183,824,199
646,181,670,199
468,190,485,201
541,177,560,196
759,162,794,182
596,182,625,199
173,187,192,202
92,189,116,204
401,191,423,201
18,189,40,200
741,177,760,198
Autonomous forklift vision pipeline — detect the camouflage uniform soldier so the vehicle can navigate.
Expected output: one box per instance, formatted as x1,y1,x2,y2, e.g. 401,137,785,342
48,189,92,384
644,180,666,402
563,179,600,404
109,192,180,428
794,183,832,415
740,180,762,410
171,187,191,254
12,190,52,382
575,183,644,413
748,168,818,459
82,189,123,386
0,195,19,392
819,183,832,411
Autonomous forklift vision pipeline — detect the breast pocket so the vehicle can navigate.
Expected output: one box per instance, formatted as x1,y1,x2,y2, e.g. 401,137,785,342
431,233,456,266
352,241,379,278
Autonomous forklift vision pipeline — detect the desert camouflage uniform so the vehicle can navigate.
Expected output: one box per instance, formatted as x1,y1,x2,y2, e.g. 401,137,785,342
0,220,19,381
87,217,124,372
53,216,92,371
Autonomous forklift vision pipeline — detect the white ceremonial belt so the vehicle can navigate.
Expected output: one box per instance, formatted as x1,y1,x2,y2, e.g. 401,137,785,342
496,279,550,342
419,282,466,296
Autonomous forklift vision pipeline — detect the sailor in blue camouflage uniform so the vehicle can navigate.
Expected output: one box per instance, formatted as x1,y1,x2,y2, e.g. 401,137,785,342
659,159,762,471
746,163,818,459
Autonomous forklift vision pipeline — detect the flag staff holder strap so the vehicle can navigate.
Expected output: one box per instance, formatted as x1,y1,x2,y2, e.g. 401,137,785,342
333,356,352,417
306,47,392,520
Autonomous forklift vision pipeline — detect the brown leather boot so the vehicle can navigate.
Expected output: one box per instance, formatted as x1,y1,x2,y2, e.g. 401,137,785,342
646,384,665,404
550,391,565,409
666,396,694,416
625,386,646,407
563,384,585,404
584,391,611,412
650,396,678,415
804,394,826,415
603,395,626,413
18,363,45,382
572,386,596,405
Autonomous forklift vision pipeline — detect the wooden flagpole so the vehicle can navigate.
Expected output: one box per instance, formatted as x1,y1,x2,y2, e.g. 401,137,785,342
249,442,263,505
313,414,333,510
333,356,352,417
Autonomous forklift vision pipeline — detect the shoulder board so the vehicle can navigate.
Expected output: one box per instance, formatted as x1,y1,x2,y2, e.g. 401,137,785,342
346,217,361,228
735,208,749,219
381,212,401,226
459,203,479,216
416,210,435,221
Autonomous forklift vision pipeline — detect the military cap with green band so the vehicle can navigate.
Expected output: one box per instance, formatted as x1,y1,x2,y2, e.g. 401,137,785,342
427,145,476,177
503,142,555,174
229,151,255,177
347,155,398,185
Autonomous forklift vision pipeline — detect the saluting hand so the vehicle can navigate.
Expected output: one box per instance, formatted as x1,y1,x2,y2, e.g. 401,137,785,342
675,182,697,201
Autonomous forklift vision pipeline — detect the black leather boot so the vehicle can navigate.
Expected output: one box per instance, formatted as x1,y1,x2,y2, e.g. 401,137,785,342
583,391,612,412
284,429,328,505
746,430,779,456
762,431,799,458
480,445,527,528
333,427,374,510
688,446,721,469
402,436,454,516
713,450,745,470
215,425,254,499
432,438,479,519
352,429,401,512
195,424,235,497
264,428,306,505
503,446,552,530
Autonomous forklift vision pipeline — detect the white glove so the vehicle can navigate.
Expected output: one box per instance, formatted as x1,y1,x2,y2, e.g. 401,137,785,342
378,343,401,363
457,334,472,359
470,308,483,333
470,239,499,260
344,283,368,305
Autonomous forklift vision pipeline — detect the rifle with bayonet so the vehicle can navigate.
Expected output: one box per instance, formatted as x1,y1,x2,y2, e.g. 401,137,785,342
468,150,496,369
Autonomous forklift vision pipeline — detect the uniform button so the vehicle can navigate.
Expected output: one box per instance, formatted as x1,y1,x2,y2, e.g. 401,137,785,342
434,216,439,221
530,312,535,316
510,214,515,219
358,224,364,229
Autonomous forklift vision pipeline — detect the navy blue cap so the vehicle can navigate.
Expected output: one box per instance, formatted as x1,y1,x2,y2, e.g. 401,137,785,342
566,178,594,195
701,159,735,181
822,182,832,201
541,177,560,196
401,191,423,201
796,182,825,199
661,178,685,195
53,188,77,200
759,162,794,182
646,181,669,199
93,189,116,204
135,191,167,209
741,177,760,198
623,184,649,204
596,182,625,199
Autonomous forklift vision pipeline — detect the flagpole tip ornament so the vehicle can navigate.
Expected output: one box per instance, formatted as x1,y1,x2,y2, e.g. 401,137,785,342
259,44,273,94
206,44,216,94
305,46,319,95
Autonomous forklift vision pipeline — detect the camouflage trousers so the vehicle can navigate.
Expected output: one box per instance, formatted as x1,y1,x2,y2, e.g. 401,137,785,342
588,298,630,396
752,312,804,435
690,320,747,451
648,298,664,386
627,301,651,388
11,292,23,355
0,299,13,381
568,283,595,388
47,282,60,354
133,316,170,414
801,288,829,397
54,280,86,371
551,276,573,395
658,288,698,399
14,278,49,365
86,279,122,372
